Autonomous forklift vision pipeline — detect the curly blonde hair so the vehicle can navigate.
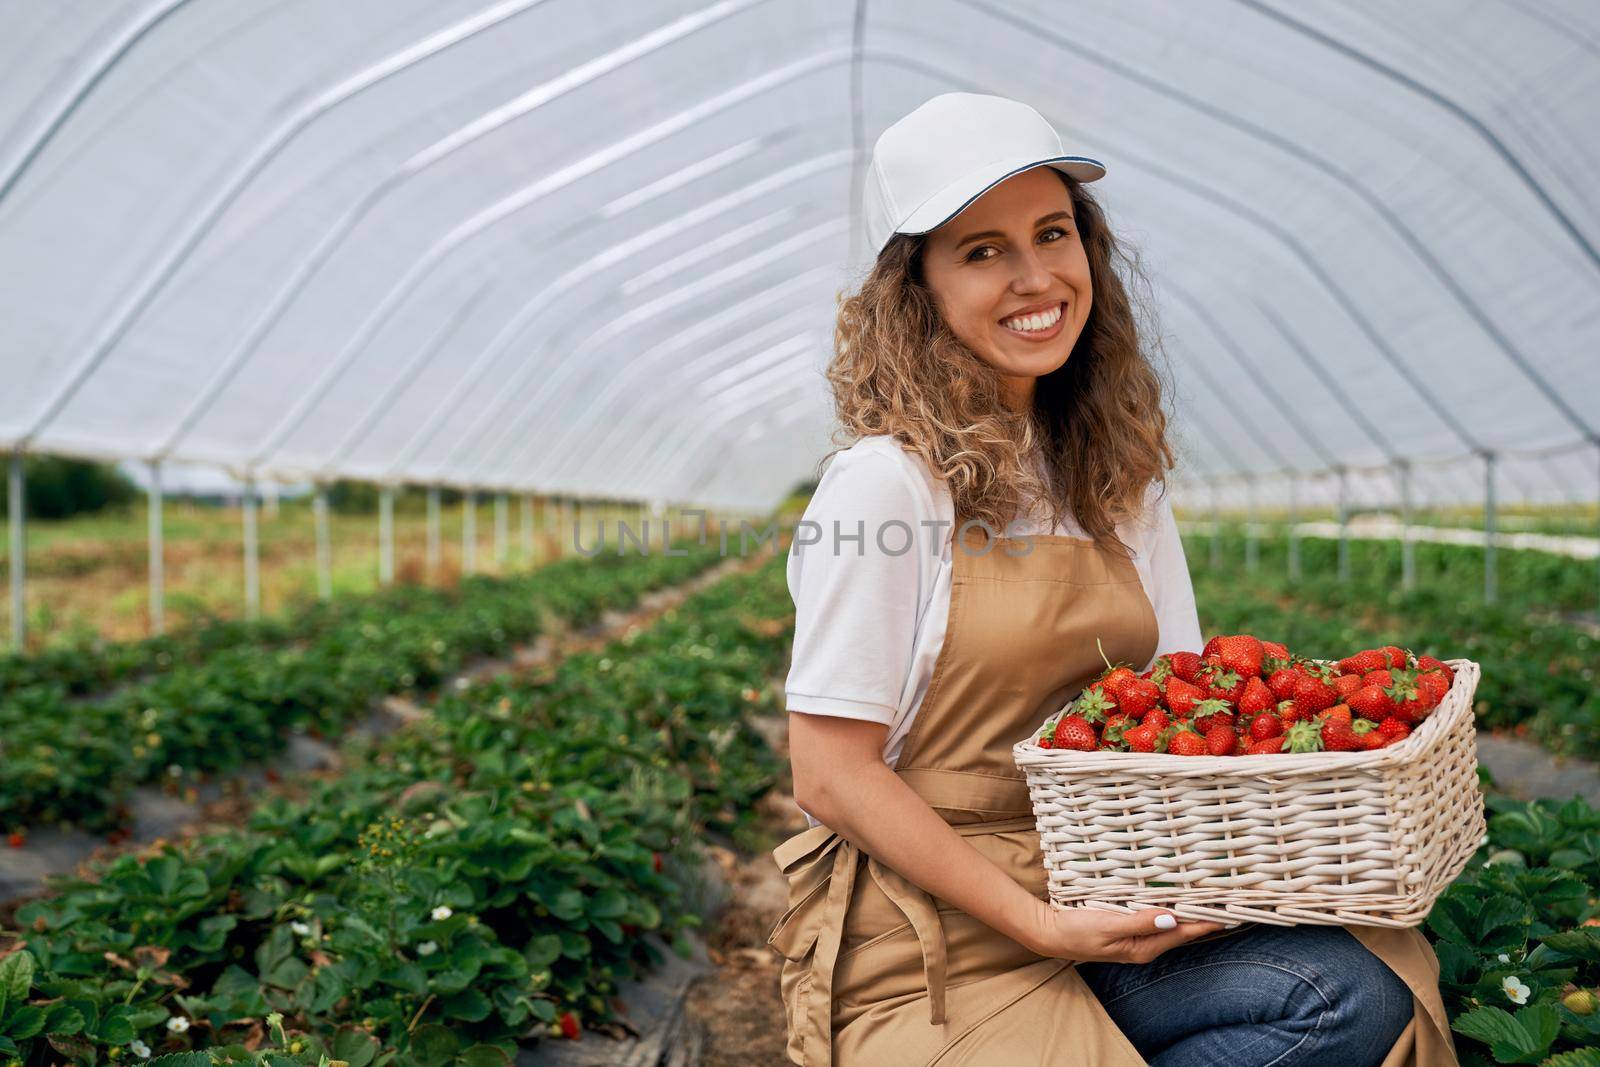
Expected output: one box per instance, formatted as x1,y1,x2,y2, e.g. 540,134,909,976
821,171,1176,557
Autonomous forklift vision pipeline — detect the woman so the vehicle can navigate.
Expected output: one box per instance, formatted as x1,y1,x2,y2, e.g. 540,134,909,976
766,93,1458,1066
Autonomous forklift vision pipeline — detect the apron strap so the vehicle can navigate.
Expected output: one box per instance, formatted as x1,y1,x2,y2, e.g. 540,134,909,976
766,815,1040,1066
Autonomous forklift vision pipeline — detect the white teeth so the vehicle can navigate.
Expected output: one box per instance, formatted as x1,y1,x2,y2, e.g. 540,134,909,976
1002,303,1062,332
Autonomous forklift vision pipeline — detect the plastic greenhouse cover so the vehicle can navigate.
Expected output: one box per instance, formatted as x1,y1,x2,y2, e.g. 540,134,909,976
0,0,1596,513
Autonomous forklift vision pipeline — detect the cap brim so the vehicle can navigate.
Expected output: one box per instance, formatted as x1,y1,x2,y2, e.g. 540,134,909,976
897,154,1106,238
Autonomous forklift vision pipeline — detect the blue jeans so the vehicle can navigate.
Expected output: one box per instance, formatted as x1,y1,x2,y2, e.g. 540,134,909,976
1076,923,1414,1067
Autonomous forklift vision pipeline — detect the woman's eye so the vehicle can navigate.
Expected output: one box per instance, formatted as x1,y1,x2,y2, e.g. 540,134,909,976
966,227,1071,262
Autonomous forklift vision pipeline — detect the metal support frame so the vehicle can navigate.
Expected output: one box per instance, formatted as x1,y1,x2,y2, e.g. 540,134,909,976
494,491,508,568
462,489,477,576
242,475,260,620
8,450,24,648
520,493,533,563
1209,481,1222,570
1484,453,1498,604
426,485,441,579
1337,467,1350,582
148,459,164,635
1287,470,1301,582
1398,459,1416,590
314,483,331,601
379,485,395,585
1245,475,1259,573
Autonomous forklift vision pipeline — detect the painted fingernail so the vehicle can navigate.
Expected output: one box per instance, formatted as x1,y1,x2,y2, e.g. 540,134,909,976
1154,914,1176,930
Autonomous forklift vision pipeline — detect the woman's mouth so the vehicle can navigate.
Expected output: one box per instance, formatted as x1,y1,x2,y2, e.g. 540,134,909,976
999,301,1066,341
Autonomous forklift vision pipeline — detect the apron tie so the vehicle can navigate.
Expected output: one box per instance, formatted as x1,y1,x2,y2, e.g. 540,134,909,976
766,815,1037,1067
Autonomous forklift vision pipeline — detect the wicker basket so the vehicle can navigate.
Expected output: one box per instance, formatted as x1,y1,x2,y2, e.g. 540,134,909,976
1012,659,1486,927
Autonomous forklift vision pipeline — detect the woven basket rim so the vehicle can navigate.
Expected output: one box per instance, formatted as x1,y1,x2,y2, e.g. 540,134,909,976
1014,658,1478,775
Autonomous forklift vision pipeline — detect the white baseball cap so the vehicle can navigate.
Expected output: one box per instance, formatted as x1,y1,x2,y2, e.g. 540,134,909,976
861,92,1105,261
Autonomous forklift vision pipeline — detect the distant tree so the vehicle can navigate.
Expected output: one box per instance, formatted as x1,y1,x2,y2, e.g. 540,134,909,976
0,454,138,520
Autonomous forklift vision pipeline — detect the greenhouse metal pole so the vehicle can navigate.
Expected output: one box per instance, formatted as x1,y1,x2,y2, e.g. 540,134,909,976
1245,475,1259,573
520,493,533,563
314,484,331,601
1398,460,1416,591
1337,467,1350,583
1287,471,1301,583
8,450,24,649
1484,453,1498,604
1209,480,1221,570
378,485,394,586
494,491,508,569
463,489,477,576
243,476,260,621
148,460,164,636
425,486,440,580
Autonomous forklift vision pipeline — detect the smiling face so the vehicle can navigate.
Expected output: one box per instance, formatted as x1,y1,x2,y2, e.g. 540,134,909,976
919,166,1093,411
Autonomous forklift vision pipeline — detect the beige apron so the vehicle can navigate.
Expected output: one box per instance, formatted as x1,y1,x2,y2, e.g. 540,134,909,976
768,522,1459,1066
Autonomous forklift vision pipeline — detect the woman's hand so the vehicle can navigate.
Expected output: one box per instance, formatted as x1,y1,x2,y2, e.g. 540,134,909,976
1018,899,1230,964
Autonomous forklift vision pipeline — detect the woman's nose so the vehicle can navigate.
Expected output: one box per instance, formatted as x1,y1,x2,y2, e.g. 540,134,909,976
1010,247,1053,293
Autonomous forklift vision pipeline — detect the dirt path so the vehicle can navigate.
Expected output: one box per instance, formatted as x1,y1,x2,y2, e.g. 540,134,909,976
683,711,806,1066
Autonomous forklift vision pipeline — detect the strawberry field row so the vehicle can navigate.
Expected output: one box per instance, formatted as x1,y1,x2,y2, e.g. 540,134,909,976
0,553,795,1066
1,543,728,835
1190,523,1598,613
1187,531,1600,761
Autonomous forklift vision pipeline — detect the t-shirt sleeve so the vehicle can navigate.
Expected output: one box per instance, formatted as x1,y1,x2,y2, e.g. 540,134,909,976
783,448,931,725
1141,481,1204,659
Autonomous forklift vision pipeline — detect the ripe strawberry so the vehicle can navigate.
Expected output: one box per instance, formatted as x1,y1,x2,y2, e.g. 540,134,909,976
1118,677,1163,719
1169,651,1204,684
1166,725,1210,756
1333,673,1364,700
1363,668,1394,689
1323,703,1353,725
558,1010,581,1040
1275,697,1305,724
1202,665,1246,704
1262,639,1290,665
1284,720,1323,752
1238,676,1276,718
1376,719,1412,746
1337,649,1388,675
1203,722,1239,756
6,832,23,849
1099,713,1134,750
1202,635,1223,659
1139,668,1154,680
1380,645,1409,669
1099,666,1141,707
1359,729,1387,750
1415,655,1454,686
1320,715,1366,752
1348,684,1396,722
1191,698,1234,734
1163,677,1206,718
1390,670,1431,722
1248,712,1284,741
1266,666,1301,701
1245,735,1287,755
1037,737,1054,748
1052,713,1100,751
1213,635,1266,679
1415,670,1450,707
1124,723,1161,753
1291,672,1337,715
1148,655,1175,687
1141,708,1171,732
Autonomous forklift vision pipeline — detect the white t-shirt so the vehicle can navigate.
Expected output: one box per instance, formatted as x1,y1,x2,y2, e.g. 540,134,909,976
784,434,1203,789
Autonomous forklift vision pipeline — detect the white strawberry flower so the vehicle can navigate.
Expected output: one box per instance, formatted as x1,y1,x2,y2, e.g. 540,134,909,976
416,940,438,956
290,921,311,936
431,905,453,921
166,1016,191,1033
1496,953,1510,963
130,1039,152,1058
1502,975,1531,1005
